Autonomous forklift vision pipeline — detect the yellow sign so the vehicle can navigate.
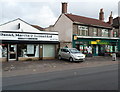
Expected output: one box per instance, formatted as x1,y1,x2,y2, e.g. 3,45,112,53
91,41,97,44
96,40,101,42
74,36,77,40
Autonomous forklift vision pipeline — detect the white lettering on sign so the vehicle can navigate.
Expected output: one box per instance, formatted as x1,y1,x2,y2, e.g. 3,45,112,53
0,32,59,41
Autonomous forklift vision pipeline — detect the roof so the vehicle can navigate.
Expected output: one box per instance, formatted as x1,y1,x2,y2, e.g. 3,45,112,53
31,25,45,31
113,16,120,28
65,14,112,28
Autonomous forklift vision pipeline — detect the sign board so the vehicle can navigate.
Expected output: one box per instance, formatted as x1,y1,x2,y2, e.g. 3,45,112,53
97,41,109,45
0,32,59,41
90,41,109,45
91,41,97,44
74,36,77,40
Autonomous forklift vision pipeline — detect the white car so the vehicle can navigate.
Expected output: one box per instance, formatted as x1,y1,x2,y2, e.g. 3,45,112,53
58,48,85,62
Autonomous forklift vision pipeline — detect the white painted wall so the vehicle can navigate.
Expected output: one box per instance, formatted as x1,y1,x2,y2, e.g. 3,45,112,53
0,18,59,35
0,19,40,32
54,14,73,42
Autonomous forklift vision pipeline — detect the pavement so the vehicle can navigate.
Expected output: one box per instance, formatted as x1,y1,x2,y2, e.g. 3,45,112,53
2,56,119,77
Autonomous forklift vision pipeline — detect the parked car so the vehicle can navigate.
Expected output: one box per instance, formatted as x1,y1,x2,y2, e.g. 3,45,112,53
58,48,86,62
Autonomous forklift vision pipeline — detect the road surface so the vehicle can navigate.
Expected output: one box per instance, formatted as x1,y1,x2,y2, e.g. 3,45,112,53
2,64,118,90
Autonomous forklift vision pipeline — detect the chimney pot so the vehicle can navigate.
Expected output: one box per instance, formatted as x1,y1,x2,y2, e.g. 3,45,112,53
99,8,104,21
108,11,113,25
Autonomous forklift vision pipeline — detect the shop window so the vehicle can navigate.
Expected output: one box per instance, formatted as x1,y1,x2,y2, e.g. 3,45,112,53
105,45,110,53
114,46,118,52
18,44,39,57
79,44,92,54
102,29,109,37
78,26,88,36
109,46,113,52
93,28,98,36
105,45,117,53
2,44,8,57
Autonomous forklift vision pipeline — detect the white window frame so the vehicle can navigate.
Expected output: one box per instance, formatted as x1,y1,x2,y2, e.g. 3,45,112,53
78,26,88,36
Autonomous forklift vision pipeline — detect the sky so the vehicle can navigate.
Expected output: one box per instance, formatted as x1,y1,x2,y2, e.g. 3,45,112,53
0,0,119,28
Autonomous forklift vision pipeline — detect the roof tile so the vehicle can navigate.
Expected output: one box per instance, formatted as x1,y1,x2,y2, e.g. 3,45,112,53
65,14,112,28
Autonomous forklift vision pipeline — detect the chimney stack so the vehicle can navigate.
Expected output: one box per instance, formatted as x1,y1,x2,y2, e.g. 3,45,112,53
62,2,67,14
108,11,113,25
99,8,104,21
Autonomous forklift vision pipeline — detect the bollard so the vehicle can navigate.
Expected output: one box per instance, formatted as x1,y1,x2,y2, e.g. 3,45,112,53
112,53,116,61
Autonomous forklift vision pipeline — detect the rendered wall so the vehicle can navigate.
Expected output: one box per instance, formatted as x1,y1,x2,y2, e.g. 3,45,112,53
54,14,73,42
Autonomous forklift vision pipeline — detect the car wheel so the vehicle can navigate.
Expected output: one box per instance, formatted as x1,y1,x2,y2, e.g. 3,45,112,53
58,55,62,60
69,57,73,62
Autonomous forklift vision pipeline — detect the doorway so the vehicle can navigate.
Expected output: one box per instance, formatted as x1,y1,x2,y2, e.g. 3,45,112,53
8,44,17,61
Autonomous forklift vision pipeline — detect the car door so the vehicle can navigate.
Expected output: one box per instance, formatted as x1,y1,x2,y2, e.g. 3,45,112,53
60,49,66,59
64,49,70,59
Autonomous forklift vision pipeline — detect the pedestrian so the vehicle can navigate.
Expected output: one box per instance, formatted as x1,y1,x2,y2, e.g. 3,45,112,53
65,45,68,48
112,52,116,61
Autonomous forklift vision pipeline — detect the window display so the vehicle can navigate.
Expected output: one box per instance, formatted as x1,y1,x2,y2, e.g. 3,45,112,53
2,44,7,57
114,46,118,52
79,45,83,52
109,46,113,52
18,44,39,57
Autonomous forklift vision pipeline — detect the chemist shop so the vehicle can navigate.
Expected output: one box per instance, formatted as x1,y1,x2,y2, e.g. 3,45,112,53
73,35,119,56
0,31,59,62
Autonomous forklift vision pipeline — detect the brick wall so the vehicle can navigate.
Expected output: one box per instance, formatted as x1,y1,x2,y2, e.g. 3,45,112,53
97,28,102,36
73,24,78,34
88,27,93,36
60,42,72,48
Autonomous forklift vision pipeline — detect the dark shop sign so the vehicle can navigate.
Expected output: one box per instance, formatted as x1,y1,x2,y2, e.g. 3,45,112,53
0,32,58,41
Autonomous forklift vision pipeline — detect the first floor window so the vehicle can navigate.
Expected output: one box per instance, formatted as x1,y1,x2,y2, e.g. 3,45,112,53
113,31,118,37
78,25,88,36
93,28,98,36
102,29,109,37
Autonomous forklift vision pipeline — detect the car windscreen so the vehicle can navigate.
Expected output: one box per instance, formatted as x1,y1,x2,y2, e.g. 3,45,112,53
69,49,81,53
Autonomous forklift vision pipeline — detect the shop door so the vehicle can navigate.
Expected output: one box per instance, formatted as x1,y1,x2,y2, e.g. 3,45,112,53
93,45,98,56
8,44,17,61
98,45,105,56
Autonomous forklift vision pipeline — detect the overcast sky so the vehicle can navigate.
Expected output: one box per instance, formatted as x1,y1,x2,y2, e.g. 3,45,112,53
0,0,119,28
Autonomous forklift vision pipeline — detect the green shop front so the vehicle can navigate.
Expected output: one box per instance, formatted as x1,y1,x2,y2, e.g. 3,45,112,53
73,35,119,56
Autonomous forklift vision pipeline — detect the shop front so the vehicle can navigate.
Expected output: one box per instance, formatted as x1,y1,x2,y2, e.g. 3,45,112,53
73,35,119,56
0,31,59,62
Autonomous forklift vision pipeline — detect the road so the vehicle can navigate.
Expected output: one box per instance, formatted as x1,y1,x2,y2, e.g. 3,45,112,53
2,64,118,90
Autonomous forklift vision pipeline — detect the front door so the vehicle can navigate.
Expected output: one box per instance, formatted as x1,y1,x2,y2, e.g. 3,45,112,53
8,44,17,61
